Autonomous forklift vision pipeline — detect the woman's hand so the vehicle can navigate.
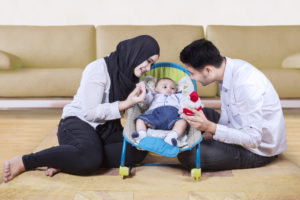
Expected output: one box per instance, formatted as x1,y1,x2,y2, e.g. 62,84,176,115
118,83,146,111
181,108,217,135
127,83,146,105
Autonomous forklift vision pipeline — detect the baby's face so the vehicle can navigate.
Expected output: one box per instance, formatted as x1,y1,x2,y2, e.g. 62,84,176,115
155,79,177,96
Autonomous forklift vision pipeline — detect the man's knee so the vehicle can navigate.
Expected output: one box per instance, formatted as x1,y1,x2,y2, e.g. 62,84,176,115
125,146,148,165
177,141,216,170
202,108,220,123
177,148,197,170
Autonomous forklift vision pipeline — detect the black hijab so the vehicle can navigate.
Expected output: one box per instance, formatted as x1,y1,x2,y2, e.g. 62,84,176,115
104,35,160,103
98,35,159,143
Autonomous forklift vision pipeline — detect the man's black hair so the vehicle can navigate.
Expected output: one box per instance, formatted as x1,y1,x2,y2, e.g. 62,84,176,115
180,39,223,70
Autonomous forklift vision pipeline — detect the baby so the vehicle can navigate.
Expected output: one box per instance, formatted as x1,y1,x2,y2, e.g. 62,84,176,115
132,78,188,146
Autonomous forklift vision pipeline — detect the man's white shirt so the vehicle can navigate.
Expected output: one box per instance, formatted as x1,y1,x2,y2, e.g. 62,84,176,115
213,57,286,156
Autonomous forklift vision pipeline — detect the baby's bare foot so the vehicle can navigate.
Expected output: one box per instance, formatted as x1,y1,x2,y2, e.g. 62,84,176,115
3,156,25,183
45,168,61,177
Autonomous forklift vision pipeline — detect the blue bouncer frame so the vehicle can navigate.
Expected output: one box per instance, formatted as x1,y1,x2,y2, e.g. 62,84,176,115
120,62,202,174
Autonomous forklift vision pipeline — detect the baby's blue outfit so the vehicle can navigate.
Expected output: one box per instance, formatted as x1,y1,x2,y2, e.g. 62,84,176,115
137,91,186,130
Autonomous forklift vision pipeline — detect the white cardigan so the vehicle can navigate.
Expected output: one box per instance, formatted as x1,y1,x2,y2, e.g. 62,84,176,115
61,58,121,129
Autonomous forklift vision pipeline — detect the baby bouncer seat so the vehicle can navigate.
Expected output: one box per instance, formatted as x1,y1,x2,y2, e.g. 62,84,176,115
119,62,203,181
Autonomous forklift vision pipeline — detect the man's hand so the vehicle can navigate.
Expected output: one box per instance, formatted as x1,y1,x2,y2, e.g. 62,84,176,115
181,108,217,134
202,132,214,140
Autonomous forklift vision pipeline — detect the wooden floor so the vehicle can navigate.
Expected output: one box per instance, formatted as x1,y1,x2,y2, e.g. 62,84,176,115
0,109,300,199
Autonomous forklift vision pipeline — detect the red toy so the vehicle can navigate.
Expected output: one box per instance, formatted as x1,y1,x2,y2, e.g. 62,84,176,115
182,91,203,116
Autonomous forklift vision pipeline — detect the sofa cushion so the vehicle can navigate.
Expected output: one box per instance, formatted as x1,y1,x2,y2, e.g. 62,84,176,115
96,25,218,97
196,82,218,98
207,25,300,70
261,69,300,98
0,25,96,69
0,50,23,70
282,53,300,69
0,68,83,97
96,25,204,63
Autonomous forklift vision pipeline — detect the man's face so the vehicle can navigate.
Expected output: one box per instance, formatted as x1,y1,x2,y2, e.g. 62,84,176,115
186,64,216,86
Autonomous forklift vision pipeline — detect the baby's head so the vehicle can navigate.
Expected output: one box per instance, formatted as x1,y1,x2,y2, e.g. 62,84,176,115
155,78,177,95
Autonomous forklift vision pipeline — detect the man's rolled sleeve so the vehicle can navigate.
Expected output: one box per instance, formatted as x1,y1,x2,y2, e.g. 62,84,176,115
214,124,231,143
214,124,262,149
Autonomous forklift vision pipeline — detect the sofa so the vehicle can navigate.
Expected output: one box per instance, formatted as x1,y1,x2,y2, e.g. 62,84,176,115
0,25,299,99
207,25,300,98
0,25,96,97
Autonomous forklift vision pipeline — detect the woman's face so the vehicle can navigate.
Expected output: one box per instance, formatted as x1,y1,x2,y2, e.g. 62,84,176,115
134,54,159,78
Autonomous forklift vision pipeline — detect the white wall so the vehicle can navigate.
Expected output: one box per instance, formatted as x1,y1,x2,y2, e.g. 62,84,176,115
0,0,299,26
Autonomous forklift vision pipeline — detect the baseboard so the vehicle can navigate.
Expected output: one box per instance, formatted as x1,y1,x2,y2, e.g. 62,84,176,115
0,98,299,110
0,98,72,110
202,98,300,109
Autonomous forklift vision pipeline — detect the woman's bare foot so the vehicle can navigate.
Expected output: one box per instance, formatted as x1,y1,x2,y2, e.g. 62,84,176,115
3,156,25,183
45,168,61,177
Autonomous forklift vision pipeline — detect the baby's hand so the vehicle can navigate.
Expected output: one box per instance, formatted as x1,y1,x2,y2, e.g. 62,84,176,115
137,82,146,95
126,85,146,105
136,82,145,88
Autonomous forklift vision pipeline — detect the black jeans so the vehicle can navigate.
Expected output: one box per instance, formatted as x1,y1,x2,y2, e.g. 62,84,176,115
22,116,147,174
177,108,278,171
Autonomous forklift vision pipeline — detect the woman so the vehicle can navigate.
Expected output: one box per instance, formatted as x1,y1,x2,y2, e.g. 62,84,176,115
3,35,160,182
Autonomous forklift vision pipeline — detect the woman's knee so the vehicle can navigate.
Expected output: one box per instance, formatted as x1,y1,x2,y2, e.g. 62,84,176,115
68,148,103,174
73,156,102,174
84,158,102,172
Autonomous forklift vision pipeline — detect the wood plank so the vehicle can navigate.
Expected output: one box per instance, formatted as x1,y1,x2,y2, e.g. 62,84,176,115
0,109,300,199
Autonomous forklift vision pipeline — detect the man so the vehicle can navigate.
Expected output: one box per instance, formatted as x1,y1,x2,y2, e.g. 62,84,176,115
178,39,286,170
